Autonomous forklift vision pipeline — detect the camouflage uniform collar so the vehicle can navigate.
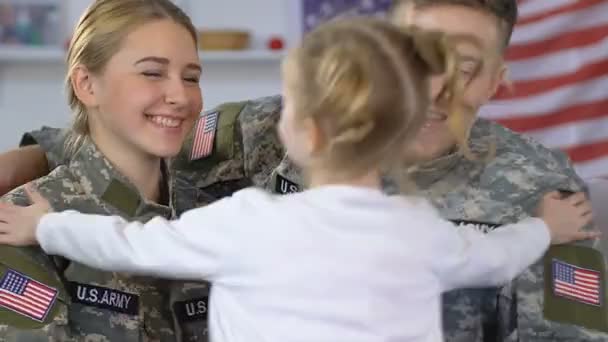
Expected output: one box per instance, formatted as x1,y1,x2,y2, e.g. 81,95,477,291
405,149,462,187
68,140,175,219
275,155,304,185
407,119,494,186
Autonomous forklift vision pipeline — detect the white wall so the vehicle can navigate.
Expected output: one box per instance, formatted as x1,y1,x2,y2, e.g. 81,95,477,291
0,0,299,150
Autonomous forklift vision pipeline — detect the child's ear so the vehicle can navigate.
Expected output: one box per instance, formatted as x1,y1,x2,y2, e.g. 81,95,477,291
304,117,326,155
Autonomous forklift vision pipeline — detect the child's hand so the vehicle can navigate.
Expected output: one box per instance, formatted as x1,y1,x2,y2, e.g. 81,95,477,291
537,191,599,244
0,184,52,246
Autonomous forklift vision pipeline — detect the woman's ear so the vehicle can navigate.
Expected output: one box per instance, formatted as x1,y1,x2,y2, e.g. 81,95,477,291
71,65,98,107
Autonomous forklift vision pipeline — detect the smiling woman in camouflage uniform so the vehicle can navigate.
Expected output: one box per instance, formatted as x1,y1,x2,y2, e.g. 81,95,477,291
0,0,605,341
0,0,211,340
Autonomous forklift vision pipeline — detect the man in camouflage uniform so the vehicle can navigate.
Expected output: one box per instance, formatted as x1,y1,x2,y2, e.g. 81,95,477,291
1,2,606,342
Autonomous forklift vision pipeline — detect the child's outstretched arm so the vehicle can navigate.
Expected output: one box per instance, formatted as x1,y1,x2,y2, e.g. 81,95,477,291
37,209,232,280
0,185,245,281
431,191,597,292
432,216,550,292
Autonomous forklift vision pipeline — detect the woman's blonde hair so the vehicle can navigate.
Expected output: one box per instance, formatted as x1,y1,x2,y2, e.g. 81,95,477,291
284,17,482,182
64,0,197,155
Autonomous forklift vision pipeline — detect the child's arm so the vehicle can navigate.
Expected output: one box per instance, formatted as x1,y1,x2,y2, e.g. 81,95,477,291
427,191,595,292
431,216,550,292
37,195,243,281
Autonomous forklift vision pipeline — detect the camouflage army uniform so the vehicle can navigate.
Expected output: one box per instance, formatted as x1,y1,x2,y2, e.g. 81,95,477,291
271,120,608,342
18,96,284,341
404,120,607,342
0,140,178,341
22,95,608,341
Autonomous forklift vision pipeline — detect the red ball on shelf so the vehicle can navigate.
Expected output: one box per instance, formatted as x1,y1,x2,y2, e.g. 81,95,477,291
267,37,284,51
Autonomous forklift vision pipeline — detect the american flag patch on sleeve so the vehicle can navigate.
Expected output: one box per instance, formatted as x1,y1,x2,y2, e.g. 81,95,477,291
0,269,58,322
190,111,219,160
552,259,602,307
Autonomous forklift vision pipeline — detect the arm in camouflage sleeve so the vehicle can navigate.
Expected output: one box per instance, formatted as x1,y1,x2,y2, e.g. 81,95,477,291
0,126,69,196
491,138,598,341
0,146,49,196
20,126,69,170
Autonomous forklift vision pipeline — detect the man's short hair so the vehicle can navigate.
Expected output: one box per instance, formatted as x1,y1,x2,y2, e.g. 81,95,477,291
390,0,518,49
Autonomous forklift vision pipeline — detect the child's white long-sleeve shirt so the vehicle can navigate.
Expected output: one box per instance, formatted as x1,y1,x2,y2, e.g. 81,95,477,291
37,185,550,342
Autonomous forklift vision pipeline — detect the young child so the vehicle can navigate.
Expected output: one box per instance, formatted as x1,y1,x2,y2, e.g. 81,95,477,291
0,18,596,342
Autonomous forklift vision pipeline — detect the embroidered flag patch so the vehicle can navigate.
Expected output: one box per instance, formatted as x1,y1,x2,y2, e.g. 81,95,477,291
553,259,601,306
190,111,219,160
0,269,58,322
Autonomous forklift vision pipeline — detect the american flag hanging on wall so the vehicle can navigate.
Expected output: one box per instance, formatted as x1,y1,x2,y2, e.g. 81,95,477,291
301,0,392,33
481,0,608,179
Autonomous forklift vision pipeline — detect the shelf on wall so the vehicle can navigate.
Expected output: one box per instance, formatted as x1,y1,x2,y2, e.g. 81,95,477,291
0,46,285,64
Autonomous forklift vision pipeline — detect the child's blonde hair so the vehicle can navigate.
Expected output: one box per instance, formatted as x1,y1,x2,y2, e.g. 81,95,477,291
284,18,478,181
65,0,197,156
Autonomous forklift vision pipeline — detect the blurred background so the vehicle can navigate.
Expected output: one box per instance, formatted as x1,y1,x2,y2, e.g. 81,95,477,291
0,0,606,180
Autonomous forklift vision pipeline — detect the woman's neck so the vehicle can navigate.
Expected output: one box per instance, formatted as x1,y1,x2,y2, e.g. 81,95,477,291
89,131,162,203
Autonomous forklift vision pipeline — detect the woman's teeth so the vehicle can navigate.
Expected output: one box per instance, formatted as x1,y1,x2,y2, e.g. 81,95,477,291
147,115,182,128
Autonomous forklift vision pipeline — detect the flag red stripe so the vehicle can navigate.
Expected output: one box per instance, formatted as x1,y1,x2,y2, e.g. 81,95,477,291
0,297,44,319
192,120,204,159
0,293,46,315
573,280,601,291
24,288,53,304
555,282,600,299
2,287,50,306
191,118,206,159
575,268,601,275
19,290,51,310
1,288,51,311
564,140,608,163
28,282,55,297
556,281,600,296
576,273,601,283
495,58,608,100
506,24,608,61
559,278,601,293
0,292,46,317
516,0,605,26
495,99,608,132
555,288,599,304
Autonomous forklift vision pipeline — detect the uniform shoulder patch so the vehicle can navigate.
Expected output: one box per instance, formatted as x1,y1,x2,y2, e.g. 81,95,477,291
275,173,300,194
449,219,501,233
67,282,139,315
173,296,209,322
0,268,58,322
552,259,601,307
543,245,608,332
190,111,219,160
